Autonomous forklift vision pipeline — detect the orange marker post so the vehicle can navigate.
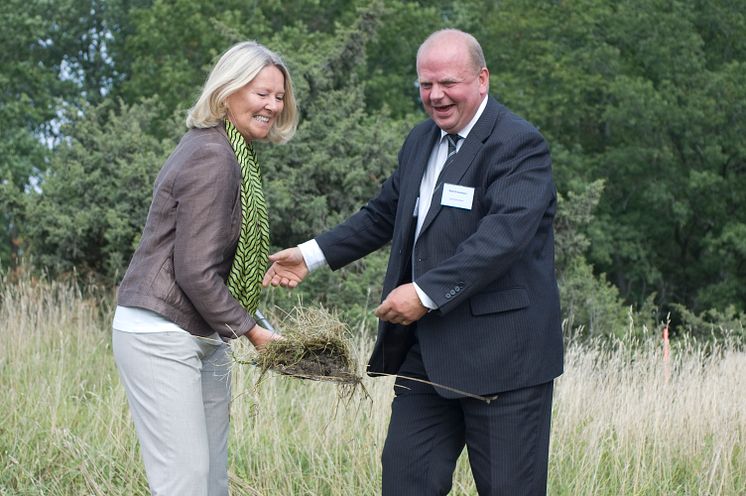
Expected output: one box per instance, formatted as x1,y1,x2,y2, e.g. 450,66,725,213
662,316,671,385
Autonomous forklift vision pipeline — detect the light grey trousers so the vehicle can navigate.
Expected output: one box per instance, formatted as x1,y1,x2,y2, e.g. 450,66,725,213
113,329,232,496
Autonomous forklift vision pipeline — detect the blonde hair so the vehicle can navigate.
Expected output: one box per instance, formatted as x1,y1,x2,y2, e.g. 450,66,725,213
186,41,298,143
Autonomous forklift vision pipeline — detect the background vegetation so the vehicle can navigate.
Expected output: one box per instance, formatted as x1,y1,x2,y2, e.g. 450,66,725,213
1,275,743,494
2,2,745,492
2,0,746,339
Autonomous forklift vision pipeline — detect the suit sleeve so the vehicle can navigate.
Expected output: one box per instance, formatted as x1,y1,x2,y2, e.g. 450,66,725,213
416,130,555,314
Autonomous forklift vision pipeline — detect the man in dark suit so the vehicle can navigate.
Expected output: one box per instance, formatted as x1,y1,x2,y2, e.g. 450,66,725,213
263,29,563,495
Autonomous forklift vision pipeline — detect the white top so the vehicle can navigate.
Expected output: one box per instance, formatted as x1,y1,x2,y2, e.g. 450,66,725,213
112,305,187,334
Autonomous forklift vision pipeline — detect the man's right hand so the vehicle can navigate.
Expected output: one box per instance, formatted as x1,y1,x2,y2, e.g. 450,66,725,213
262,247,308,288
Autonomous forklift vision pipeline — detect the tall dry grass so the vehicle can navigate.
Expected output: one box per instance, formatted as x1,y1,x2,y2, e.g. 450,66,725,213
1,275,744,495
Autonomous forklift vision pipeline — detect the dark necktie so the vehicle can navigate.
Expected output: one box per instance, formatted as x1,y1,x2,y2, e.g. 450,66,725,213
435,133,462,187
445,133,462,165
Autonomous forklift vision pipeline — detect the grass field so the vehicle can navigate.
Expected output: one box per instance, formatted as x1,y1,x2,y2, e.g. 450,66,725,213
1,277,744,495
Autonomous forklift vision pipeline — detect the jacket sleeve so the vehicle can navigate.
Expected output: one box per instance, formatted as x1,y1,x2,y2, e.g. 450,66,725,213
171,142,256,338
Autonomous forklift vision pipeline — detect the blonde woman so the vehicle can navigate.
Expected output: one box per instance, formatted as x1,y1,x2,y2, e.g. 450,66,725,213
113,41,298,495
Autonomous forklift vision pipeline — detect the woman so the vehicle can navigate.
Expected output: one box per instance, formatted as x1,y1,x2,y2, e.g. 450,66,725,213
112,41,298,495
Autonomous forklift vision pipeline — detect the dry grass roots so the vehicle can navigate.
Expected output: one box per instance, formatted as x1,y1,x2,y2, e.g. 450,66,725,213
237,306,365,395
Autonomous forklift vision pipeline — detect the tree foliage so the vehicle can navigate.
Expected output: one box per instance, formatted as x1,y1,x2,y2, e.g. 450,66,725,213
25,98,174,280
453,0,746,314
4,0,745,338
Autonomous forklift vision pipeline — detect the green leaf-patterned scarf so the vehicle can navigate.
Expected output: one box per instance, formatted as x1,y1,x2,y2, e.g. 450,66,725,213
225,120,270,315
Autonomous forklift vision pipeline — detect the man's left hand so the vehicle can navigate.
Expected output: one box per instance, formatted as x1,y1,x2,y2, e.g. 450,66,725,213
374,283,428,326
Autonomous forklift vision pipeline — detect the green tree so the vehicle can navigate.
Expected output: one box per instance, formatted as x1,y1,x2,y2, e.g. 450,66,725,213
25,98,175,281
594,1,746,311
258,0,359,33
361,0,442,118
259,2,408,322
454,0,746,314
9,0,746,336
0,0,139,267
0,0,74,266
110,0,267,125
21,1,406,326
555,179,630,337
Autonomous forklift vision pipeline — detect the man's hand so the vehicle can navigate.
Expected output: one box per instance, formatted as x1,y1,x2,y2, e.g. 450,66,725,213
262,247,308,288
374,283,428,326
245,324,282,350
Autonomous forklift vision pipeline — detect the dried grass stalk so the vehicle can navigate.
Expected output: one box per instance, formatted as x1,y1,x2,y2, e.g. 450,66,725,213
244,305,364,391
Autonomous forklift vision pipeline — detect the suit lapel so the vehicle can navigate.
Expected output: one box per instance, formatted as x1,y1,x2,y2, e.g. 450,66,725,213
417,98,502,238
397,124,441,250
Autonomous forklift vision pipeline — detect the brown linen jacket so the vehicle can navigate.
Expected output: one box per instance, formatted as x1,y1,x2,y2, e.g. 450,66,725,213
117,124,256,339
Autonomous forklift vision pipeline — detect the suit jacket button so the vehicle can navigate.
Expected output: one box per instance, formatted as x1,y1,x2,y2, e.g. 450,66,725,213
445,293,451,299
449,289,456,296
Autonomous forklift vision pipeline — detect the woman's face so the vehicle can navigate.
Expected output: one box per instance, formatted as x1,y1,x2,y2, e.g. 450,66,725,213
225,65,285,142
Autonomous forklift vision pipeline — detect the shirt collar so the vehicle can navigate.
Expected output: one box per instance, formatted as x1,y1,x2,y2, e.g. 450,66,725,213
439,95,489,142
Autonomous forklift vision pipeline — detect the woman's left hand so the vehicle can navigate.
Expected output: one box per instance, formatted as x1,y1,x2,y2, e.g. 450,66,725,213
245,324,282,349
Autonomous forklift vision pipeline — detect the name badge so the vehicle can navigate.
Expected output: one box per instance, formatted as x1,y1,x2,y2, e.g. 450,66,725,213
440,183,474,210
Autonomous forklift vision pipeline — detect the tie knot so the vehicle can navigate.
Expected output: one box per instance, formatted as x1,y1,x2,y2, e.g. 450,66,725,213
445,134,462,160
446,133,462,148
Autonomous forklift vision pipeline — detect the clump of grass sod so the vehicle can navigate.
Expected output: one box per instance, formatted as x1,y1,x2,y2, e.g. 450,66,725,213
235,305,366,397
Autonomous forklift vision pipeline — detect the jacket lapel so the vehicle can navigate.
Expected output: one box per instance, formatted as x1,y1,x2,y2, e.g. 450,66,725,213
397,124,441,249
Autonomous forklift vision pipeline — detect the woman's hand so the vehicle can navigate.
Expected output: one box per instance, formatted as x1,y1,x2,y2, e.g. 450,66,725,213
245,324,281,350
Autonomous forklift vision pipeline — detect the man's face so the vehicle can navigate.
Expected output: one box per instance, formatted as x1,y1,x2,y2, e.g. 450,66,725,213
417,40,488,134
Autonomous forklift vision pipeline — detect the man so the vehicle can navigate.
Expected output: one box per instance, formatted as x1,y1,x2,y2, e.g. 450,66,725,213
263,29,563,495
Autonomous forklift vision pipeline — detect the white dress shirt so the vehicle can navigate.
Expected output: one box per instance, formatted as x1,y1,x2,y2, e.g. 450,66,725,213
299,96,489,310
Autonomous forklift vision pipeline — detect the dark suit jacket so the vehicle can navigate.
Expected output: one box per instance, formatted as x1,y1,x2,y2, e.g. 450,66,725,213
316,97,563,398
